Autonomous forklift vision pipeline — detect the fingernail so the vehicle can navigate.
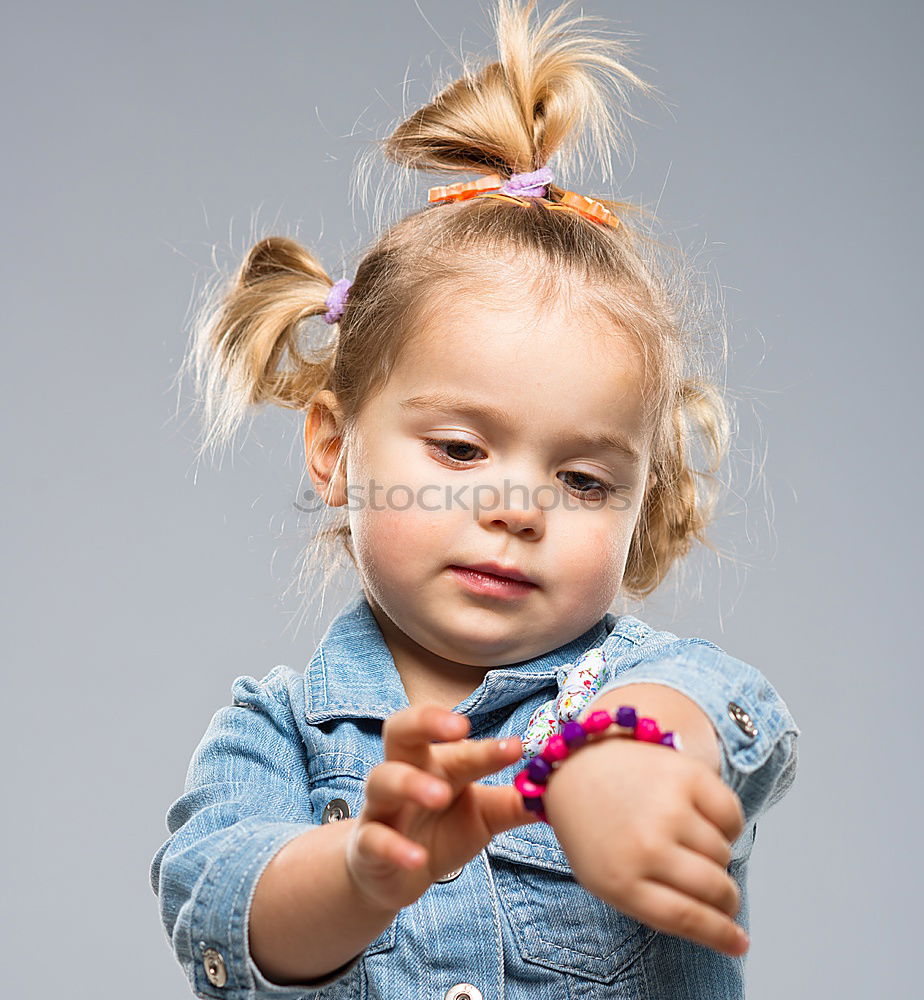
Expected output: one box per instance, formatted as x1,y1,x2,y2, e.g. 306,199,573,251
736,928,750,949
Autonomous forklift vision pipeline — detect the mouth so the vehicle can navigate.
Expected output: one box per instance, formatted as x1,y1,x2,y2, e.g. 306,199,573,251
453,562,537,585
448,562,539,599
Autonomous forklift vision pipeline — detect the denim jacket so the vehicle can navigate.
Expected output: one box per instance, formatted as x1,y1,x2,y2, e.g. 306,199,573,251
150,590,800,1000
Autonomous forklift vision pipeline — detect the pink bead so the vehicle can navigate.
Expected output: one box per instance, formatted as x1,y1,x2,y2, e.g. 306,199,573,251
635,717,663,743
514,769,545,799
583,709,613,734
540,733,569,763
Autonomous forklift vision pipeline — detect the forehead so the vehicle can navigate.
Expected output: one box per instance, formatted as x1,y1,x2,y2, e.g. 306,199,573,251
380,289,652,448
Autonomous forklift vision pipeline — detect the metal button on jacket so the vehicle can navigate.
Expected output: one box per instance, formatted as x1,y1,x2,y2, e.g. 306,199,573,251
202,947,227,988
321,798,350,823
435,865,464,883
728,701,757,738
444,984,483,1000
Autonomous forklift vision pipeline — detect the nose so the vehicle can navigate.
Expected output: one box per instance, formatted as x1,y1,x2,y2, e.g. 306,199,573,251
474,477,546,539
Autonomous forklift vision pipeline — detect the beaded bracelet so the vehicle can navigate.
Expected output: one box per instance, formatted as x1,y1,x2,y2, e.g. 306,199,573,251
513,705,683,823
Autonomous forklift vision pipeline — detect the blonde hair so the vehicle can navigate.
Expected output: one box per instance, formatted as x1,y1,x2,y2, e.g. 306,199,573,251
181,0,731,604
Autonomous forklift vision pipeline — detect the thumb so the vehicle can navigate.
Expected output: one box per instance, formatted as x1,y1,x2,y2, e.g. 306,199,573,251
475,784,542,838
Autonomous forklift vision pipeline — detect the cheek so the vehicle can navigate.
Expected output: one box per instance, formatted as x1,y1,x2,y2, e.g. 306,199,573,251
350,502,438,579
555,510,634,587
347,436,459,560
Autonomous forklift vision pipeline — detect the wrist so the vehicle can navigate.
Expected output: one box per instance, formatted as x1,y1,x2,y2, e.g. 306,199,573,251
342,820,406,921
513,704,680,821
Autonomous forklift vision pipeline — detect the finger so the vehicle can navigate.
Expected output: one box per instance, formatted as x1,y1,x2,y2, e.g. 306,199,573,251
364,760,452,820
432,735,524,792
631,878,749,957
648,845,741,917
352,819,429,874
470,783,542,837
692,771,746,844
676,812,733,869
382,706,470,770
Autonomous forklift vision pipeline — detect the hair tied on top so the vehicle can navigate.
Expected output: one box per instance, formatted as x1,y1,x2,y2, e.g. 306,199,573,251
323,278,352,325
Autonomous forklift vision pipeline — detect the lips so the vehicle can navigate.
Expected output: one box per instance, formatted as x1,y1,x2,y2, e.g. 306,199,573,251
452,562,537,586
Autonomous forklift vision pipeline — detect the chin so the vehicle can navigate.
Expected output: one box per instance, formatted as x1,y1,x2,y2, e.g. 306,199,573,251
429,606,535,662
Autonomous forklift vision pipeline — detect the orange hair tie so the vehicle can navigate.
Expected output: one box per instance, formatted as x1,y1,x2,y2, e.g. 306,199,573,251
426,172,622,230
427,173,504,203
546,190,621,230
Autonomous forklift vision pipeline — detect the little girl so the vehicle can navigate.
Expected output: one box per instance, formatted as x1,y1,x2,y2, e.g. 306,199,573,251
151,3,799,998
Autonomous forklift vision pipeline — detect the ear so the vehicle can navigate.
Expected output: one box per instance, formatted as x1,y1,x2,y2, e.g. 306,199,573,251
646,468,657,492
304,390,348,507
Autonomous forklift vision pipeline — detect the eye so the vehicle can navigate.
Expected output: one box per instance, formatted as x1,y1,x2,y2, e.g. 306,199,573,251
558,470,615,500
423,439,616,501
423,437,485,466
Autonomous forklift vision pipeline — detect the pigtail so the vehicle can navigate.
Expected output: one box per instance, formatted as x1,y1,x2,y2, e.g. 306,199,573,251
625,379,731,597
183,236,340,460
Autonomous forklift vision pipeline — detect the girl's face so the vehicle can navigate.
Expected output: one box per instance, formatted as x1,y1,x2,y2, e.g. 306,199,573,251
313,283,655,671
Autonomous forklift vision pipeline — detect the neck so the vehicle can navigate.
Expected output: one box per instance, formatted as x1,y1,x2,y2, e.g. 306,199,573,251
363,591,492,711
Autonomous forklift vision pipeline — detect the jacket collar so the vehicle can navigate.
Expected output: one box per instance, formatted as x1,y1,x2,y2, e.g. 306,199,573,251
303,589,614,727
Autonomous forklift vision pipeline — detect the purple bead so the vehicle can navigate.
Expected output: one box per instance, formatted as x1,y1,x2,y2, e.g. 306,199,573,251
561,720,588,749
616,705,637,729
660,732,675,748
522,795,546,815
527,757,553,784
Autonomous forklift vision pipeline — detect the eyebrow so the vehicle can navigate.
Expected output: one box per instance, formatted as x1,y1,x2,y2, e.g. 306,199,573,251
399,391,642,462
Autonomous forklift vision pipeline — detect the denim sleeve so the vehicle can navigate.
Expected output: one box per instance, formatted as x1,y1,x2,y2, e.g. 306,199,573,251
149,665,363,999
592,632,801,832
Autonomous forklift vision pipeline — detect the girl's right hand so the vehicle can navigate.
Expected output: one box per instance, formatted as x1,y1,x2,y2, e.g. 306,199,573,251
344,705,536,912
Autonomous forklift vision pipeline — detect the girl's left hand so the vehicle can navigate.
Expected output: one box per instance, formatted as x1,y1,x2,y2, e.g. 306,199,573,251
542,734,749,957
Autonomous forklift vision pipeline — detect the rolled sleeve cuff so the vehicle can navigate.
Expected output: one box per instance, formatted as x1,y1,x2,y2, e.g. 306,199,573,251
183,817,364,999
247,952,365,997
593,642,801,828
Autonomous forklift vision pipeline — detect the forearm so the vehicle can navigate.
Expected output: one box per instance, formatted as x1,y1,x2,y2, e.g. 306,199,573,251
249,818,398,985
582,683,722,774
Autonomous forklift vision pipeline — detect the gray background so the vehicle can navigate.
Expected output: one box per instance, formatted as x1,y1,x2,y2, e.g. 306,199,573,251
4,1,920,996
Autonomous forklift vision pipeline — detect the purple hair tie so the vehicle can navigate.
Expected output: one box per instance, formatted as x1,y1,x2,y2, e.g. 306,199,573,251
323,277,352,325
499,165,554,199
